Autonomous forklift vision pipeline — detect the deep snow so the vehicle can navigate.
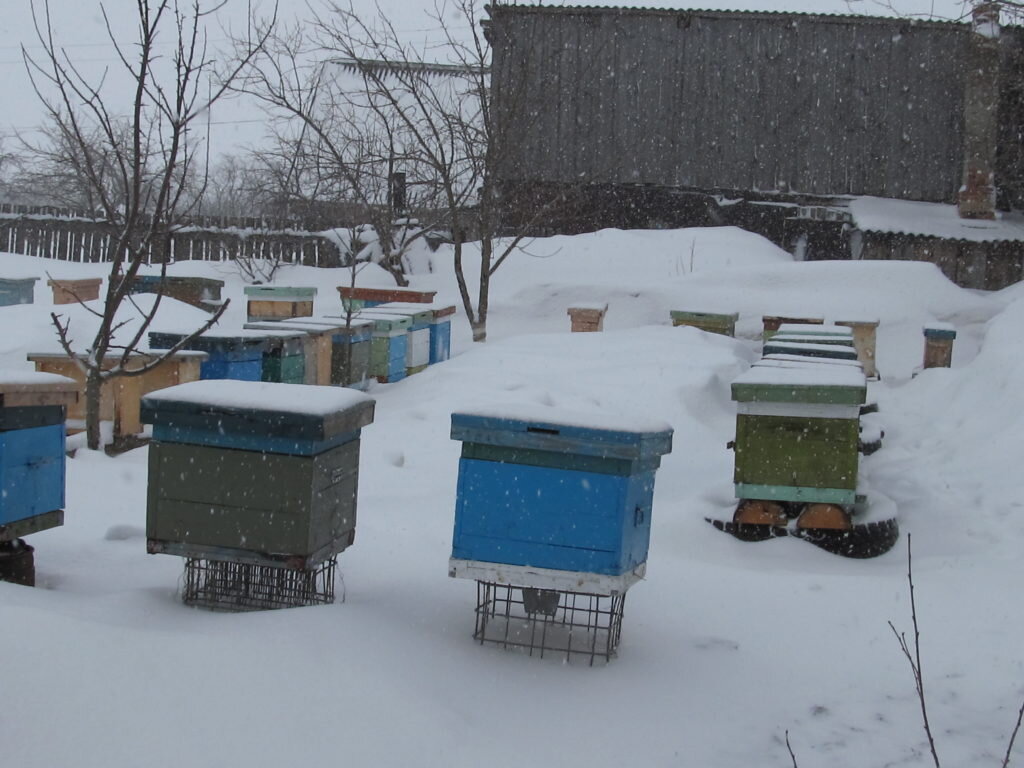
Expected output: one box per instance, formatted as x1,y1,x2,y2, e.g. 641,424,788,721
2,226,1023,768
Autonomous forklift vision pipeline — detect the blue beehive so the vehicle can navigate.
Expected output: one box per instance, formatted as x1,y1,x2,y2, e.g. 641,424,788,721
149,330,271,381
0,277,38,307
450,407,673,577
0,372,78,549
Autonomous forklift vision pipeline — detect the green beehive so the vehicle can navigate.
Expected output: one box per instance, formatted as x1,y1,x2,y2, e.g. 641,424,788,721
670,310,738,337
142,380,375,610
361,304,433,375
362,312,413,383
256,330,307,384
762,339,859,361
731,364,866,505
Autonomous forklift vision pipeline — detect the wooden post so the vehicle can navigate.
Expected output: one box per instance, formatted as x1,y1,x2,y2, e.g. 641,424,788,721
923,324,956,369
568,304,608,332
835,319,880,378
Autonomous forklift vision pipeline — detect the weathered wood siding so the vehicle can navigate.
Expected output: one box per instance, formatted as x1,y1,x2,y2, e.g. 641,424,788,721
490,8,977,202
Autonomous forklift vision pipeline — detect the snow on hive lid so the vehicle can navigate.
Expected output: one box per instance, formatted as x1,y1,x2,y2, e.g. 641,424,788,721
141,380,375,442
776,323,852,337
0,369,79,407
451,404,673,461
732,364,866,406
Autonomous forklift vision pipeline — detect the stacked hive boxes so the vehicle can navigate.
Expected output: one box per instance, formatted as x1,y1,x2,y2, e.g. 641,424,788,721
142,380,375,609
731,364,866,506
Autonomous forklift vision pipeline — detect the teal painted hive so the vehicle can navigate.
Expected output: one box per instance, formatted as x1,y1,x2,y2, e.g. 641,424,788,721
362,304,433,374
0,277,38,307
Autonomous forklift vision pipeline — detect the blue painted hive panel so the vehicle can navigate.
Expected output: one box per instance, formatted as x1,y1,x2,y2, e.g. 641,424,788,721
449,408,672,576
452,458,655,575
0,423,66,525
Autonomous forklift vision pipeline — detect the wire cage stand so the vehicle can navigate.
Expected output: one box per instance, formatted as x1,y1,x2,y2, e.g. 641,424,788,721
473,580,627,665
182,556,337,611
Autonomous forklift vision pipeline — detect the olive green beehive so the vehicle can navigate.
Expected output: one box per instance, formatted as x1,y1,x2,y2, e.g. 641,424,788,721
142,380,375,569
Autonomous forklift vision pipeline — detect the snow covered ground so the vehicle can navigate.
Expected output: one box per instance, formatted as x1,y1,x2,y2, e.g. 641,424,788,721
3,226,1023,767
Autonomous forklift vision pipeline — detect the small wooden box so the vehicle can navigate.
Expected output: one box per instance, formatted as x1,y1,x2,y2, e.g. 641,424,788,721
142,380,375,567
244,286,317,321
835,319,879,378
48,277,102,305
568,304,607,332
450,407,673,576
923,324,956,369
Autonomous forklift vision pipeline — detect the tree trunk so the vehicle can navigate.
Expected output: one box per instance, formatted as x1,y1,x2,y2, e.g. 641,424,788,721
471,319,487,343
84,369,104,451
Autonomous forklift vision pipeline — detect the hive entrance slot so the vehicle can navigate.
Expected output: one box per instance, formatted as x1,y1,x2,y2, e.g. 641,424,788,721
526,426,560,435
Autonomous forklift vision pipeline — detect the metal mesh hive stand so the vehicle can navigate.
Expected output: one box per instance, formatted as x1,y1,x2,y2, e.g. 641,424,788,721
448,407,673,663
142,380,374,611
0,372,78,586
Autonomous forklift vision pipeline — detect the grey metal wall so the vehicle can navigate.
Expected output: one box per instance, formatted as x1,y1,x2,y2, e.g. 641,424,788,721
489,7,970,202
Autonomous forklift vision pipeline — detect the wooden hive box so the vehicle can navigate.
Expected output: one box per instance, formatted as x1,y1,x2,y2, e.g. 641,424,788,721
567,304,607,332
362,304,433,375
28,350,206,447
762,339,860,362
762,314,824,341
322,318,374,389
149,330,271,381
450,407,673,577
130,275,225,311
245,330,307,385
142,380,375,568
670,310,739,337
371,301,456,366
731,364,866,505
244,286,317,321
47,277,102,305
360,313,412,383
0,371,78,539
0,277,38,307
338,286,437,312
835,319,880,378
923,323,957,369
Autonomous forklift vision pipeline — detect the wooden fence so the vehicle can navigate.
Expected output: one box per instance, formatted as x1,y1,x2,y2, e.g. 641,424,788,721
0,209,343,267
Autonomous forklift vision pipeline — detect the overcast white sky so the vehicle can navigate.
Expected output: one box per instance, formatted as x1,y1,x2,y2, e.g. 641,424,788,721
0,0,977,162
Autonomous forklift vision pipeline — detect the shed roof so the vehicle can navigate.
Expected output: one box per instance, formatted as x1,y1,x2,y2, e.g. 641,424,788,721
849,197,1024,243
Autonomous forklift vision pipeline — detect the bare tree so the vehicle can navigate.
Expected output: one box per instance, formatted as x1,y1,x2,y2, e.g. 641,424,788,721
303,0,580,342
236,18,448,287
23,0,274,450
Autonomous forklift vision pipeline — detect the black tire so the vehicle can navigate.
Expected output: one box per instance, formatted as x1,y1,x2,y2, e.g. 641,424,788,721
793,518,900,559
